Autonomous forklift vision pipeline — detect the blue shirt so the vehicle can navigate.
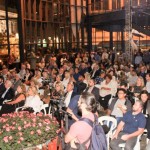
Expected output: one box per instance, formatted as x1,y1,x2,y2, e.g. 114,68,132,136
122,111,146,134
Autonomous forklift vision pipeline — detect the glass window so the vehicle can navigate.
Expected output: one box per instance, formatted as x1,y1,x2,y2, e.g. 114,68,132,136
9,19,19,44
0,0,19,62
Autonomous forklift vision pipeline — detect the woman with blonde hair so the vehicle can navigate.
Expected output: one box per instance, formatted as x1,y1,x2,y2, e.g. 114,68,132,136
131,76,145,97
22,86,43,113
51,81,64,100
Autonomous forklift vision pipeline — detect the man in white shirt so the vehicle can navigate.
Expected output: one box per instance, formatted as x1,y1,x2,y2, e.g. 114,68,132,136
146,73,150,93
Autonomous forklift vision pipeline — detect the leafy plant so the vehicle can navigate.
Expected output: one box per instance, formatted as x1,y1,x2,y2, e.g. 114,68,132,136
0,111,59,150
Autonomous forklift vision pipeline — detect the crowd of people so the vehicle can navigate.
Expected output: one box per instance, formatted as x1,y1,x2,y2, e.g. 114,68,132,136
0,48,150,149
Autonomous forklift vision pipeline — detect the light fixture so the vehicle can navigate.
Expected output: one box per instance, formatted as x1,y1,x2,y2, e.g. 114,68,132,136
15,33,19,39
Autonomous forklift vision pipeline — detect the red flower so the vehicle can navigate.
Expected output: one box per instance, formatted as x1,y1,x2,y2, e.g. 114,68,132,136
30,131,34,135
37,129,42,135
3,136,8,143
18,126,22,131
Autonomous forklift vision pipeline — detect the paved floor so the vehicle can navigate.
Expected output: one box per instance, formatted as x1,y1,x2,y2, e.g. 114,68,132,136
141,135,147,150
109,135,148,150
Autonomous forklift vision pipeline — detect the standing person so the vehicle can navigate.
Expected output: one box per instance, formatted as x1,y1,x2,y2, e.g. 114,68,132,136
110,100,146,150
65,92,99,149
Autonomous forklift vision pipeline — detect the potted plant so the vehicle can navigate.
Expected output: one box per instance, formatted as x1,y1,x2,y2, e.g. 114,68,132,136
0,111,59,150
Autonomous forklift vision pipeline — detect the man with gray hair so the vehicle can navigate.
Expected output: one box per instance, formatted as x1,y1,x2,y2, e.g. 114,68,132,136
110,100,146,150
0,80,15,105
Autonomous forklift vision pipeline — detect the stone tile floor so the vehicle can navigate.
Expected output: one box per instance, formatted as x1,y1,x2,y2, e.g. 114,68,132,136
109,135,148,150
141,135,148,150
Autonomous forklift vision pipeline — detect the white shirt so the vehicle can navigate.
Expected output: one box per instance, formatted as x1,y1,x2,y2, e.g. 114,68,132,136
146,81,150,93
19,69,26,79
102,52,109,60
100,80,117,97
128,75,138,86
62,78,70,89
24,95,43,112
87,86,94,93
64,90,73,107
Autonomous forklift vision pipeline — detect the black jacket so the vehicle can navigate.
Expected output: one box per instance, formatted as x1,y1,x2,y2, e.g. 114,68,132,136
0,88,15,105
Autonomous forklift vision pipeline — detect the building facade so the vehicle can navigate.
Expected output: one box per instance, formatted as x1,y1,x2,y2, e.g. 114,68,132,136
0,0,149,63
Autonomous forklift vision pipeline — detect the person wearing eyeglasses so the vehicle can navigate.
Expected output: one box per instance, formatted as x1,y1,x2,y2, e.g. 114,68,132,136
110,100,146,150
107,88,132,124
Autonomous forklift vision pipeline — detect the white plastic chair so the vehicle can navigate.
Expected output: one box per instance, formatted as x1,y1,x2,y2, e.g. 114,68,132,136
15,103,45,114
119,134,141,150
98,116,117,148
108,95,114,105
0,99,12,110
41,104,51,115
15,106,24,112
3,99,12,104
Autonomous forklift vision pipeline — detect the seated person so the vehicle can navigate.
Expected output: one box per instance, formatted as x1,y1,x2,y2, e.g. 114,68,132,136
0,84,26,115
64,82,76,107
51,81,64,100
119,81,135,105
46,82,65,116
99,74,117,110
85,79,99,102
146,116,150,150
140,90,150,116
130,76,145,97
107,88,132,123
0,80,15,105
74,74,87,95
95,70,105,85
0,76,5,96
110,100,146,150
21,86,43,113
12,74,22,92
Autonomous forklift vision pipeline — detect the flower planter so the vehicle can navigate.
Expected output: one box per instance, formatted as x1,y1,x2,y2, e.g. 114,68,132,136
48,136,62,150
0,112,59,150
22,137,62,150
